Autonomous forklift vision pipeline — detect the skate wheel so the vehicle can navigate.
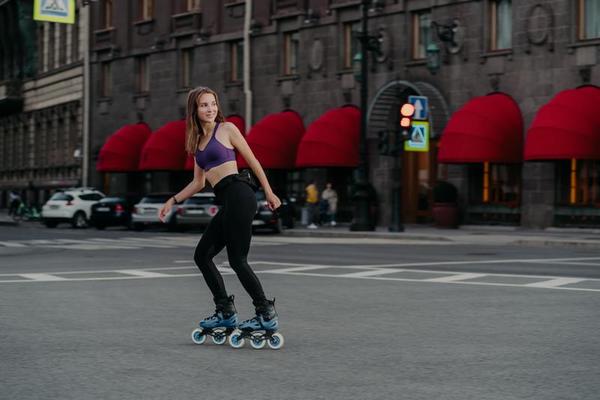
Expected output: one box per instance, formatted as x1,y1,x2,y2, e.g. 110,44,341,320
191,328,206,345
250,333,266,350
267,333,284,350
229,331,245,349
211,329,227,345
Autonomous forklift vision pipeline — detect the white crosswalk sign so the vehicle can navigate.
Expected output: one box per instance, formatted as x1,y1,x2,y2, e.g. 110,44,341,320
34,0,75,24
404,121,430,152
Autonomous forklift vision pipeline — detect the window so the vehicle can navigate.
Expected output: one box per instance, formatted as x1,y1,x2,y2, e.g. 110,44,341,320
578,0,600,40
100,62,112,97
180,48,192,88
72,11,79,61
283,32,299,75
103,0,113,29
343,22,361,69
186,0,201,12
135,56,149,93
48,23,55,70
412,11,431,60
556,159,600,206
490,0,512,50
468,163,521,205
58,24,67,66
79,193,104,201
139,0,153,20
230,41,243,82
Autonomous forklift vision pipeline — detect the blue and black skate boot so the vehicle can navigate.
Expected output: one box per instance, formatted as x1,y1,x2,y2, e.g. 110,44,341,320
229,299,285,350
191,295,238,345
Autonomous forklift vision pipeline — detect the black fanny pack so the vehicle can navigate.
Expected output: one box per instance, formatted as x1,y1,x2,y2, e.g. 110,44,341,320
236,169,259,191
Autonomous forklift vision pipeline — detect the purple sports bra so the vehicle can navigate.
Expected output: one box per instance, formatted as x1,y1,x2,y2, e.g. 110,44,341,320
195,123,236,171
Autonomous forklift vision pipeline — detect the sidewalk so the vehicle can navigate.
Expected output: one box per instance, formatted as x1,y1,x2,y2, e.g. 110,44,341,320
0,213,17,226
283,223,600,249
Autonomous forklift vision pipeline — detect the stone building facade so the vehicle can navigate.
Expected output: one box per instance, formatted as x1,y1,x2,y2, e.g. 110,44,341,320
87,0,599,228
0,0,86,208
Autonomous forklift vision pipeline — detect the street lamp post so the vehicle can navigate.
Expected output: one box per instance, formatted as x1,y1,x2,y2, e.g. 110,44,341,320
350,0,381,232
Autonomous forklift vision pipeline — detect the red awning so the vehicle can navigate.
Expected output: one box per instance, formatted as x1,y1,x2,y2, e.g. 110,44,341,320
438,93,523,163
97,123,152,172
237,110,305,169
184,115,247,170
295,106,360,168
525,86,600,160
139,120,187,171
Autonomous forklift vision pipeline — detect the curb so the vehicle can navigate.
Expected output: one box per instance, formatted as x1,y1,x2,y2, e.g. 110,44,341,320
512,239,600,249
281,229,453,242
0,220,18,226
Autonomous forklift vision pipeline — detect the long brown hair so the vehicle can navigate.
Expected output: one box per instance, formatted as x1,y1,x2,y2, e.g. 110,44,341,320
185,86,225,154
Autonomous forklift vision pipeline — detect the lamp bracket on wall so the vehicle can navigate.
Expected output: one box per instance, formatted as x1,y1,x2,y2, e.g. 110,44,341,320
431,19,463,55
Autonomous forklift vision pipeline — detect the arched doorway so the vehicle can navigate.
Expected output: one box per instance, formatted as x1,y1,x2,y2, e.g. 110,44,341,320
367,80,450,225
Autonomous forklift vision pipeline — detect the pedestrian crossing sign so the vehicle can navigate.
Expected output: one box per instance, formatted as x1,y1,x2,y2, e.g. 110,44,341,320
404,121,430,152
34,0,75,24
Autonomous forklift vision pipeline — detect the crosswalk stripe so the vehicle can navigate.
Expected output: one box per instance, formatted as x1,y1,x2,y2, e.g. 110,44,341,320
118,270,171,278
524,277,587,288
19,273,66,281
425,273,487,283
339,269,405,278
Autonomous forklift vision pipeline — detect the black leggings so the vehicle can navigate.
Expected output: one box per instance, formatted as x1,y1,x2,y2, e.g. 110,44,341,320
193,174,266,306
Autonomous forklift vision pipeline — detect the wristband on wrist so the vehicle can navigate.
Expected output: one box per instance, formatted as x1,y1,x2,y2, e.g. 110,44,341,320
172,196,180,205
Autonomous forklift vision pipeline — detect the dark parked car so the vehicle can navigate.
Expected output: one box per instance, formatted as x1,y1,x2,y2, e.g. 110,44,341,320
90,196,139,230
252,190,296,233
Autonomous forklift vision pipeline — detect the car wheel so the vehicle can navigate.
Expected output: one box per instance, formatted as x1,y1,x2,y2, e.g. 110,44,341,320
72,212,88,229
272,218,284,234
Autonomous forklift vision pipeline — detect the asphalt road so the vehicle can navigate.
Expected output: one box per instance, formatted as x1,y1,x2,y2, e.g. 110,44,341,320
1,223,599,400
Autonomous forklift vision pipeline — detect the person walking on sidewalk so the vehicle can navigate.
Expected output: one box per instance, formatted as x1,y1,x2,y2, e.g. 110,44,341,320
305,180,319,229
8,191,21,217
321,182,338,226
158,86,282,341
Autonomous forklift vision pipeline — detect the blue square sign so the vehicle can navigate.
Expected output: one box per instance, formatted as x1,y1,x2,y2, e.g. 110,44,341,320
408,95,429,121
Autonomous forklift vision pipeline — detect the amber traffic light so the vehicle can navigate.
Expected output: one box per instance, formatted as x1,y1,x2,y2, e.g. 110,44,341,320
400,103,415,129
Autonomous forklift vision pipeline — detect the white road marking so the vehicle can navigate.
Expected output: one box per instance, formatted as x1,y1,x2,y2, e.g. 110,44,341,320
524,277,588,288
339,269,405,278
19,273,67,281
118,270,171,278
1,259,600,293
0,241,26,247
262,266,333,274
425,273,487,282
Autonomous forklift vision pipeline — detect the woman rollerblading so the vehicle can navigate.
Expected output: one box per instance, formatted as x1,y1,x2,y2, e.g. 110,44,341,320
159,86,284,349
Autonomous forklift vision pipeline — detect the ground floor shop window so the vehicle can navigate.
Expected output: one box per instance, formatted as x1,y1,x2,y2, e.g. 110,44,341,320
555,159,600,227
467,162,521,225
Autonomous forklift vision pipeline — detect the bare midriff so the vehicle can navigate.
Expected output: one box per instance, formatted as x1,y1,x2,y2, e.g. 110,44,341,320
205,161,239,188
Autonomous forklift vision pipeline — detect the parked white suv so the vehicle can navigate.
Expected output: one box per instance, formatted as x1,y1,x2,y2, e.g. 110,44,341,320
41,188,105,228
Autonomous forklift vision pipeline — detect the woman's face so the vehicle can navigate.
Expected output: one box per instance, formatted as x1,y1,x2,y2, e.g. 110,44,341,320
196,93,218,123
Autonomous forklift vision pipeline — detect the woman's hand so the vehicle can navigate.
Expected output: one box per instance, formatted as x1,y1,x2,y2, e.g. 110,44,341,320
266,192,281,211
158,199,174,222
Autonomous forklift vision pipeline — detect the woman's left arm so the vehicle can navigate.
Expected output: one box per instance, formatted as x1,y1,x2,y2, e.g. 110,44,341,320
228,123,282,210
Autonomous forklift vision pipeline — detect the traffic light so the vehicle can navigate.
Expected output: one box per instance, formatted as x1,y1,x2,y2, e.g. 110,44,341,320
400,103,415,129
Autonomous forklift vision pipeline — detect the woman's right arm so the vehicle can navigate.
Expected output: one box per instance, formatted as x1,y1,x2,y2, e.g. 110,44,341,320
159,161,205,222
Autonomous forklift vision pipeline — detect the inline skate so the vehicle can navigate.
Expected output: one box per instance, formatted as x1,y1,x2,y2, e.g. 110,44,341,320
191,295,238,345
229,299,284,350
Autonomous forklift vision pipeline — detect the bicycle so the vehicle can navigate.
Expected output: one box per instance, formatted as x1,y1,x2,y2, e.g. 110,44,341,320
12,203,41,222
